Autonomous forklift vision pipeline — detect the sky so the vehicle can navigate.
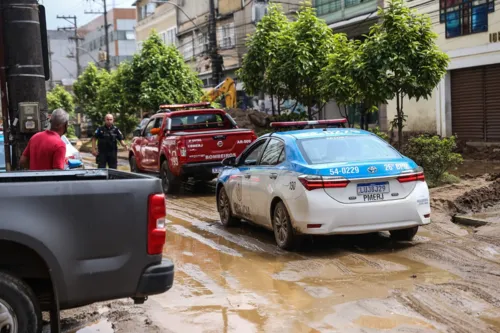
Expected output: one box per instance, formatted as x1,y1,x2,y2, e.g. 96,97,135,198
40,0,132,30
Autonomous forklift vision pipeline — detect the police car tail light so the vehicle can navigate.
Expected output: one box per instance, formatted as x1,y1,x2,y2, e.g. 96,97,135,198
397,168,425,183
298,175,349,191
147,193,167,255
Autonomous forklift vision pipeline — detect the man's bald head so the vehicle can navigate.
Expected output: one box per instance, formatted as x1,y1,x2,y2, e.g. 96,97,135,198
104,114,114,127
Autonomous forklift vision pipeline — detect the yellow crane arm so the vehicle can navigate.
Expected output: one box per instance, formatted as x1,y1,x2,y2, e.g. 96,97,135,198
201,77,237,108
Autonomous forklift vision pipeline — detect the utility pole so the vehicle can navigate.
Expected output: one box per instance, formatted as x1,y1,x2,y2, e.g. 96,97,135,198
1,0,50,169
57,15,84,76
85,0,111,71
208,0,222,86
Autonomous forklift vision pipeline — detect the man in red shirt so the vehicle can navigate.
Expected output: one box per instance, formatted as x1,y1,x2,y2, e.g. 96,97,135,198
20,108,68,170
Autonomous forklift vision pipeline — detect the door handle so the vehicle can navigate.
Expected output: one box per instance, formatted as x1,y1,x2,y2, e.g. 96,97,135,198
244,174,251,179
270,173,278,180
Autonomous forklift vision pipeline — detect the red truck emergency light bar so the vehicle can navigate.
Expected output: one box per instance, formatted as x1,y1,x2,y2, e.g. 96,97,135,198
159,102,212,110
270,118,348,128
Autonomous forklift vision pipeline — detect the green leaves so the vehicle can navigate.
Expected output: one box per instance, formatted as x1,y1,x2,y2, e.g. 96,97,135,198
73,31,203,135
47,85,74,115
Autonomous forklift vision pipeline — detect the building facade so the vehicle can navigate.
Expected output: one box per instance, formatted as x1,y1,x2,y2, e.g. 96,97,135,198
46,30,79,90
78,8,137,71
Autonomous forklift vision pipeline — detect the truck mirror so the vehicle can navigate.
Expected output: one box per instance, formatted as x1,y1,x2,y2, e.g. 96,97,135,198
150,128,160,136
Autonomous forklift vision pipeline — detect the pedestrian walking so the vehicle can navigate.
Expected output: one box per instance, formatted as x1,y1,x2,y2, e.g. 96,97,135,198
92,114,128,169
20,108,68,170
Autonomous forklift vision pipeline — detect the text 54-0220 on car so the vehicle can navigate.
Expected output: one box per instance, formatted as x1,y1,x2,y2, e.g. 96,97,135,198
215,120,431,251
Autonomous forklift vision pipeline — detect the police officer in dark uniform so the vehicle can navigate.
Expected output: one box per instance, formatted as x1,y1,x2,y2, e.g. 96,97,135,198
92,114,128,169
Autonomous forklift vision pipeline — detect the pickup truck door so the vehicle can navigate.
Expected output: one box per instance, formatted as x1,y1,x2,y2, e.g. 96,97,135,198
247,138,286,227
232,139,268,222
142,119,158,171
148,117,164,171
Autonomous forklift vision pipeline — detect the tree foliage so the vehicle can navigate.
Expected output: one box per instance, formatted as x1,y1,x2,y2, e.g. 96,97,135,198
47,85,74,114
353,0,449,148
73,32,203,135
237,3,290,106
129,32,203,112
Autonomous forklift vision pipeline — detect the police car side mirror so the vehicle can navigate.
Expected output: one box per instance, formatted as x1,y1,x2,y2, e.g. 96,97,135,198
222,156,236,167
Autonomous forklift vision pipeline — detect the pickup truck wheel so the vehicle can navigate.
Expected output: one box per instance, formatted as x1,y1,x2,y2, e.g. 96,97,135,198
273,202,302,251
161,161,181,194
0,272,42,333
217,187,240,227
129,156,139,173
390,226,419,241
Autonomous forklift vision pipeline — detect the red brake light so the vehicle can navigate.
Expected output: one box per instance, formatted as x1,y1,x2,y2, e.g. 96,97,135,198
398,172,425,183
148,193,166,255
298,175,350,191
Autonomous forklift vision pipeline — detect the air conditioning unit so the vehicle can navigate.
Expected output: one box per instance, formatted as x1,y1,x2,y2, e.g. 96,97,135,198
252,2,269,23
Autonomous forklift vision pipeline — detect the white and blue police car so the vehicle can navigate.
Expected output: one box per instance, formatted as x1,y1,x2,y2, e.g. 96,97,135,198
215,119,431,251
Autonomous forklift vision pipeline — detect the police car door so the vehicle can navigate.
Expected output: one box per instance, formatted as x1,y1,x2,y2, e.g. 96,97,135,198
231,138,267,221
249,138,286,227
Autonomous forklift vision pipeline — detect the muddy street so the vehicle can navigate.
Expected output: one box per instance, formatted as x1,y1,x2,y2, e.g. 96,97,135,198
57,159,500,332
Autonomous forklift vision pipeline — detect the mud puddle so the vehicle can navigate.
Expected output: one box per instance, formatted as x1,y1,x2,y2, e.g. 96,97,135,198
71,320,114,333
466,203,500,223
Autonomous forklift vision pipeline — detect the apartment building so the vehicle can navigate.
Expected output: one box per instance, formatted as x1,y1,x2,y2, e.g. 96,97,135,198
46,30,78,90
78,8,137,71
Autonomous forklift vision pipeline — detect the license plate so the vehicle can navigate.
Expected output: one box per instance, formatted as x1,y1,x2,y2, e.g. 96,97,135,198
212,167,223,174
357,182,390,195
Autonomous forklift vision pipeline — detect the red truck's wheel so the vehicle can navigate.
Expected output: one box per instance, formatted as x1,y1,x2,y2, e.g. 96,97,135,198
161,161,181,194
129,156,139,173
0,272,42,333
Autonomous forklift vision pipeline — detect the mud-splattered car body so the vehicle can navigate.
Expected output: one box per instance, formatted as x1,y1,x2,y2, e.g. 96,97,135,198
216,124,431,250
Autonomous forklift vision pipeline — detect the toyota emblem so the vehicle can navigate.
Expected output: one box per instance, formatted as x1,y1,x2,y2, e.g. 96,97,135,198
367,166,377,174
217,141,223,148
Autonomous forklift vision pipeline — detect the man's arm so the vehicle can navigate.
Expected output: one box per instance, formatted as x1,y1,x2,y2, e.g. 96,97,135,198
92,128,101,156
117,129,128,149
20,141,31,169
52,145,67,170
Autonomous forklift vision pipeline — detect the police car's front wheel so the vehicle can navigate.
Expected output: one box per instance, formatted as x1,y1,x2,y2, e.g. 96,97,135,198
273,202,302,251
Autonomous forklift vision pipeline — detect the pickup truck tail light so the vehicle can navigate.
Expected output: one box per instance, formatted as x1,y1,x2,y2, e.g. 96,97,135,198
298,175,350,191
148,193,167,255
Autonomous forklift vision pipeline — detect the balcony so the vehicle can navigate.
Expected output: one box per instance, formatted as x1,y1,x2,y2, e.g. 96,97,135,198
314,0,378,26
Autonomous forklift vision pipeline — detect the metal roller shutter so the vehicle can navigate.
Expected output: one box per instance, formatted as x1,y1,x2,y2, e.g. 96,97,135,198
485,64,500,141
451,67,485,141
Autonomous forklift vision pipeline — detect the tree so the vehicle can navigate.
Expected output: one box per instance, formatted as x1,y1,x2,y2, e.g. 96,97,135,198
275,1,336,119
237,3,290,114
320,34,362,126
128,31,203,112
73,63,109,126
96,62,139,136
353,0,449,149
47,85,74,114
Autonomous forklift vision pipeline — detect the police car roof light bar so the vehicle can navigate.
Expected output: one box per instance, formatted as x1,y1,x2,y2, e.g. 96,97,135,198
270,118,348,128
159,102,212,110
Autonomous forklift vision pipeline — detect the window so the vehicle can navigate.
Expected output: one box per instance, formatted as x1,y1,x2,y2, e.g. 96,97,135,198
440,0,494,38
260,139,285,166
298,135,401,164
162,27,177,46
169,113,233,131
219,23,235,49
315,0,342,15
240,140,267,166
143,118,156,137
196,33,209,54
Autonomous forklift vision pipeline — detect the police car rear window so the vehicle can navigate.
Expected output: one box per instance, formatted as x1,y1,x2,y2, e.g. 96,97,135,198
298,135,401,164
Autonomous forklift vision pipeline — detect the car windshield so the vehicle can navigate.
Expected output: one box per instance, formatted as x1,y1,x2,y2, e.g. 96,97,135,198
170,113,234,131
298,135,401,164
61,136,70,145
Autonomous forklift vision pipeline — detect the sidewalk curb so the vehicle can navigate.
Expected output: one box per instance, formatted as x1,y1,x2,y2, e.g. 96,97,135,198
452,215,491,227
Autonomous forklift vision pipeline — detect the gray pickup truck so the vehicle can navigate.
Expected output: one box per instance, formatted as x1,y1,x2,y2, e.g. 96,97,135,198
0,169,174,333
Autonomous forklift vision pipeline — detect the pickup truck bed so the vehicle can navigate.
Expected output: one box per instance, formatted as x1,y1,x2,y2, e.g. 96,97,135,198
0,169,173,332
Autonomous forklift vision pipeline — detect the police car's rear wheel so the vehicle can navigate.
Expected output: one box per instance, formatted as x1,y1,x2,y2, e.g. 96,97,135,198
161,161,181,194
273,202,302,251
217,187,239,227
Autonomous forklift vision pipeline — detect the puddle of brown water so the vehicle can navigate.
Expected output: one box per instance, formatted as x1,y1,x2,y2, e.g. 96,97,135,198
72,319,114,333
354,314,436,330
153,195,459,332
